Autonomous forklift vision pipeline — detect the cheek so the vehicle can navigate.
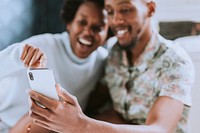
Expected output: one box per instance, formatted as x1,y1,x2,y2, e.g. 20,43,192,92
69,24,82,35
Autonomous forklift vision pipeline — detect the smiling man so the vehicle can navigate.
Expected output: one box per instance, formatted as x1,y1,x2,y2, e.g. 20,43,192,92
27,0,195,133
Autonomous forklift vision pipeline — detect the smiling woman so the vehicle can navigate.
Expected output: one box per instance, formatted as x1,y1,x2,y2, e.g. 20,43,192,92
0,0,116,133
64,1,108,58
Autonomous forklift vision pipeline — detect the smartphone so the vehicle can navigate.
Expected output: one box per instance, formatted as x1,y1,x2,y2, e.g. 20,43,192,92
27,68,59,107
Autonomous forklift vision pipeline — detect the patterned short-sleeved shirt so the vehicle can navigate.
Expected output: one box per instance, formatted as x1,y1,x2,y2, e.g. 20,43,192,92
104,33,195,133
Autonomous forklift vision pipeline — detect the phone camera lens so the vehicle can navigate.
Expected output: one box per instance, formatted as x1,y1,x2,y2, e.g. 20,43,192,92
29,72,34,80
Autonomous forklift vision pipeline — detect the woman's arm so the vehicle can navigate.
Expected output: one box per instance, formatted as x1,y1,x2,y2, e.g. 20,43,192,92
8,45,47,133
0,44,45,79
27,85,183,133
0,43,24,78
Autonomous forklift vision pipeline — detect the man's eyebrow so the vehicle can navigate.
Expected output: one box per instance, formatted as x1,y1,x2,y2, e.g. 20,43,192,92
116,0,132,5
105,0,131,7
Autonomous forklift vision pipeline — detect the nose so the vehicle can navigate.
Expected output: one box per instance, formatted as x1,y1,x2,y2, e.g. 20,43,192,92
111,12,125,25
82,26,93,36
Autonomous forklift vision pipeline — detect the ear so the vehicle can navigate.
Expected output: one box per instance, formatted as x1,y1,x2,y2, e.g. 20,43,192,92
66,24,71,32
147,1,156,17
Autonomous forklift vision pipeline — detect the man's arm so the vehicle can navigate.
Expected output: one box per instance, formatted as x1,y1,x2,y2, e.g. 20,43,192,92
27,85,183,133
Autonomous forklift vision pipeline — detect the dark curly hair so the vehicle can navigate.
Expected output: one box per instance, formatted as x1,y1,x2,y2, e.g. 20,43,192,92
60,0,104,25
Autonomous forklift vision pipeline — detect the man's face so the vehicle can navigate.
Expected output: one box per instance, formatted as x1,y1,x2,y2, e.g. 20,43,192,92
105,0,149,50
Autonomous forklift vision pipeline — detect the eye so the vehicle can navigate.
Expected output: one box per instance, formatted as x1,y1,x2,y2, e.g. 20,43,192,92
78,19,87,26
92,25,104,33
120,7,132,14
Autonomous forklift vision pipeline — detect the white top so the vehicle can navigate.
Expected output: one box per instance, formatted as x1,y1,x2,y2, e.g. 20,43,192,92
0,32,116,130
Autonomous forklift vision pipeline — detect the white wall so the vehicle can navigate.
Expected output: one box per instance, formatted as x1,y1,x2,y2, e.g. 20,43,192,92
154,0,200,22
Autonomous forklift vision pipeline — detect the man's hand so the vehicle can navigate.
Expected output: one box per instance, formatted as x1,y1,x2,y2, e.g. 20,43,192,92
27,84,87,133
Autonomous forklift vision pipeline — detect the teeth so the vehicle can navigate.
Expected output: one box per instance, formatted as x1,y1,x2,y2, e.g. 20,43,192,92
79,38,92,46
116,29,128,37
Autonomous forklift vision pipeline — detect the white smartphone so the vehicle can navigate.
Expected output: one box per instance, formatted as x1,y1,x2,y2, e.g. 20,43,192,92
27,68,59,106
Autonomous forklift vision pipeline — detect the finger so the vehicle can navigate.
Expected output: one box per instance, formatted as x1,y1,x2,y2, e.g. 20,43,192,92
20,44,29,60
29,49,45,68
56,84,77,106
27,89,58,110
28,48,41,67
36,53,47,68
33,119,57,132
31,114,51,129
30,105,59,133
23,47,36,67
28,97,50,119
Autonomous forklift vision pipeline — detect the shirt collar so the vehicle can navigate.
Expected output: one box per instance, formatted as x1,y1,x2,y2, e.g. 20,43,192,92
121,32,161,73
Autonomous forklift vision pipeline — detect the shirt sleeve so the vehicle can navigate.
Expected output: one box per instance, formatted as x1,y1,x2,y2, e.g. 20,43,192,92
158,50,195,106
0,42,25,79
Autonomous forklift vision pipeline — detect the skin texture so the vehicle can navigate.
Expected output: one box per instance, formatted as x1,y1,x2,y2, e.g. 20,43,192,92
25,0,184,133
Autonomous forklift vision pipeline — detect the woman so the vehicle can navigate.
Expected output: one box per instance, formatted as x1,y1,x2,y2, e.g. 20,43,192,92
0,0,115,132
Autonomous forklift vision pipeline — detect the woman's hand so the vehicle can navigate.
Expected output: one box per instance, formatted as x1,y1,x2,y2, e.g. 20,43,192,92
27,85,87,133
21,44,47,68
9,113,56,133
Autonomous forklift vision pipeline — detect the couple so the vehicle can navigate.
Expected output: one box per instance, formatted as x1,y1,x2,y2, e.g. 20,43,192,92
0,0,194,133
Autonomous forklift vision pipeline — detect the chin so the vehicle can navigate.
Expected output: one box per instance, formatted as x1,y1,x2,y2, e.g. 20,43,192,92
117,39,137,51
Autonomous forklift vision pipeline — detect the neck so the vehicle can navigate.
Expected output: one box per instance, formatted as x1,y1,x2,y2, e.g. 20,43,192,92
129,22,152,64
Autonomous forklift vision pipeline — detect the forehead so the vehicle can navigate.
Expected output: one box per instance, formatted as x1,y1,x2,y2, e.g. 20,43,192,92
105,0,144,6
76,2,104,19
74,1,107,25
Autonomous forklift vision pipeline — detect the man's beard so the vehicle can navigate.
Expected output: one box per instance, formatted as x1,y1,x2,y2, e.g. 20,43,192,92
117,36,138,51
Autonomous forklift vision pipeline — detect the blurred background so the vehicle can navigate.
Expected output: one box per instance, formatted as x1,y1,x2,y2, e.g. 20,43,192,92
0,0,64,50
0,0,200,50
154,0,200,39
0,0,200,132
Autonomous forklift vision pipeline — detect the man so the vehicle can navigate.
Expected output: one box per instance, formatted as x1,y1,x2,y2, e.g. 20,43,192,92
27,0,195,133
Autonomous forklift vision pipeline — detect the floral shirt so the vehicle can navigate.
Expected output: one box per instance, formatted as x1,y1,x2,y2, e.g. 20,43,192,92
104,33,195,133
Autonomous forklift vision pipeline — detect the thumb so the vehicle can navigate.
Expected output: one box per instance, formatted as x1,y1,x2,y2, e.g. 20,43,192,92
56,84,77,105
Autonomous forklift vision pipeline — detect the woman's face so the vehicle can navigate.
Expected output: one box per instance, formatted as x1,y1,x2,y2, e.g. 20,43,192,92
67,1,108,58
